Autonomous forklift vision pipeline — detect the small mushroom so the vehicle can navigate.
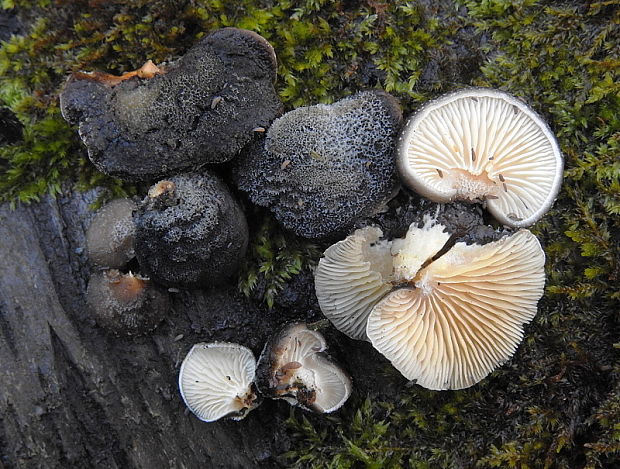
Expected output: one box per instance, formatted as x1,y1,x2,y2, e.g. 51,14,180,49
366,229,545,390
134,172,248,288
86,198,137,269
397,88,563,227
256,323,351,413
86,270,170,336
234,90,403,238
178,342,259,422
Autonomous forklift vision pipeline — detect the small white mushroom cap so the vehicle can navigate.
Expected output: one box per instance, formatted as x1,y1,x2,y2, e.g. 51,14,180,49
397,88,563,227
366,229,545,390
259,323,352,413
178,342,258,422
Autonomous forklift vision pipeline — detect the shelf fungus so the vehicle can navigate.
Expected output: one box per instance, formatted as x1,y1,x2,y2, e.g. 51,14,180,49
256,323,351,413
397,88,563,227
134,172,248,288
178,343,260,422
86,270,170,336
315,220,545,390
234,90,402,238
86,198,137,269
60,28,282,181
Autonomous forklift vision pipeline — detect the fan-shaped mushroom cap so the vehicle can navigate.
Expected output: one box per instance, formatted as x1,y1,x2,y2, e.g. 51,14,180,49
256,323,351,413
397,88,563,227
86,198,137,269
315,227,393,341
178,342,259,422
315,219,451,340
366,229,545,390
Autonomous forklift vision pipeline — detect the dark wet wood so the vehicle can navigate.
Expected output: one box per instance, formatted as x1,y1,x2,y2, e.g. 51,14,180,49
0,189,287,468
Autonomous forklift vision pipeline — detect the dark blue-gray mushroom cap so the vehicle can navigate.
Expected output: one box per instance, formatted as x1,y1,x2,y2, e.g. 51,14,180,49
60,28,282,182
234,90,403,239
134,172,248,288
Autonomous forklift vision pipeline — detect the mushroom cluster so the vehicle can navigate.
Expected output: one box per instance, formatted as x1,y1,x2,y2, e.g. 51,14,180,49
84,198,171,336
64,27,563,421
314,88,563,390
178,324,351,422
316,219,546,390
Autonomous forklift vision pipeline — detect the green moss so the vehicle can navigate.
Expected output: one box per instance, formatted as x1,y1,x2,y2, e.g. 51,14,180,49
238,213,320,308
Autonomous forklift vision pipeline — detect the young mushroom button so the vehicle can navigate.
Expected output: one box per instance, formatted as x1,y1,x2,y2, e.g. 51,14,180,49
86,198,137,269
86,270,170,336
397,88,563,227
178,343,259,422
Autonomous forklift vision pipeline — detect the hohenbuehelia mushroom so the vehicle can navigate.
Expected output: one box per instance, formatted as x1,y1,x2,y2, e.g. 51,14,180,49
178,342,259,422
86,198,137,269
315,220,545,390
86,269,170,336
134,172,248,288
256,323,351,413
60,28,282,181
234,90,402,238
397,88,563,227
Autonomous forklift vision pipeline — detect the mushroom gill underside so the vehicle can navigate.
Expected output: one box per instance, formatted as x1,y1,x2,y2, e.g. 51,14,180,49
178,343,258,422
262,323,351,413
398,90,563,228
366,229,545,390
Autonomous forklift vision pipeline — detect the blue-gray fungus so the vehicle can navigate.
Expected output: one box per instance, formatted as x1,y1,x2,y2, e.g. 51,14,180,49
60,28,282,181
234,90,403,238
134,173,248,288
86,270,170,336
86,198,137,269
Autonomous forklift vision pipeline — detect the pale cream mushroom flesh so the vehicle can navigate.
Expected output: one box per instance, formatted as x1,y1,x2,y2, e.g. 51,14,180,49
178,342,259,422
315,219,546,390
258,323,351,413
397,88,563,227
315,218,451,341
366,228,545,390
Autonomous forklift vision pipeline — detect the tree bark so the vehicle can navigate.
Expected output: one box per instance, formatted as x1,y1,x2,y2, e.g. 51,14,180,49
0,188,288,468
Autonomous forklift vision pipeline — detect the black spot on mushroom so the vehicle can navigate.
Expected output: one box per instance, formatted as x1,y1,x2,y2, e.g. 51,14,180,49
59,28,283,181
134,172,248,288
233,90,403,239
86,198,137,269
86,269,170,336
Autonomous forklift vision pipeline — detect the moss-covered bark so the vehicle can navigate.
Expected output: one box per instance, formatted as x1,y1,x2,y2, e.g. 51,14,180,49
0,0,618,467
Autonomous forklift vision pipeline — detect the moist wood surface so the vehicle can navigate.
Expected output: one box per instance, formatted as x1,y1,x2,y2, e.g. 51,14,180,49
0,189,288,468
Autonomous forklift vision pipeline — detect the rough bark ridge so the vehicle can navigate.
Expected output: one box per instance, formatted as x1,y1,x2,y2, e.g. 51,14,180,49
0,189,291,468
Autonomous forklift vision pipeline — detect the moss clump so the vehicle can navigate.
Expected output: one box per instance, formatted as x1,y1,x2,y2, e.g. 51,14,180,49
238,213,320,309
